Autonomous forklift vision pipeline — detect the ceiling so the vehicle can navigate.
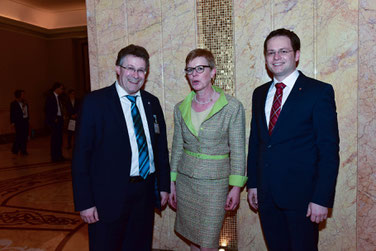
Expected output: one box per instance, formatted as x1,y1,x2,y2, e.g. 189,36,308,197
12,0,86,12
1,0,87,29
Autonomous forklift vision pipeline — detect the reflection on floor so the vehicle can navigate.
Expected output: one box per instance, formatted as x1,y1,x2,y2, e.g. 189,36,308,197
0,136,88,251
0,136,170,251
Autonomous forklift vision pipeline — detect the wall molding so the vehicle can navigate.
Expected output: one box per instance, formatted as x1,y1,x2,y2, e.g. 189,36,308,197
0,16,87,39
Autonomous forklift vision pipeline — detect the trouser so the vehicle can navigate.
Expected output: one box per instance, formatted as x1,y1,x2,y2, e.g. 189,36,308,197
88,174,155,251
258,191,318,251
50,116,63,161
12,119,29,154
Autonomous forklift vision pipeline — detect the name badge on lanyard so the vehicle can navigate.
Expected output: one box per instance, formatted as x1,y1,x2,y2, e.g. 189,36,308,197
153,115,160,134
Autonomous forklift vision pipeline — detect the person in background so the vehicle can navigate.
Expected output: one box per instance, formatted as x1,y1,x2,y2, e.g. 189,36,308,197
169,48,247,251
45,82,66,162
65,89,80,149
10,89,29,155
247,28,340,251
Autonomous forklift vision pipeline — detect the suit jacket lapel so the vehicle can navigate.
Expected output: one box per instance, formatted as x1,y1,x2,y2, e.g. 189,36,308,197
107,83,130,140
271,73,306,136
140,91,155,146
261,82,272,136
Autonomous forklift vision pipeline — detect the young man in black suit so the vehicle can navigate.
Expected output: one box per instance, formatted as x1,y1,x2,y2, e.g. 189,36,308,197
247,28,340,251
45,82,65,162
72,44,170,251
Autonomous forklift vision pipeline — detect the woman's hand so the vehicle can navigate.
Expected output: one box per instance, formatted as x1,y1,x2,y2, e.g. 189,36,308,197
168,181,177,209
225,186,241,211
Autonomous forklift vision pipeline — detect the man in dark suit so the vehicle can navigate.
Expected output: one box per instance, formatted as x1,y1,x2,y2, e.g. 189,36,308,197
10,90,29,155
72,44,170,251
45,82,65,162
247,29,340,251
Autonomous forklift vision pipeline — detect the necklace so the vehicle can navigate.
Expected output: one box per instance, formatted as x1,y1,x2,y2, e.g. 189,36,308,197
194,91,216,105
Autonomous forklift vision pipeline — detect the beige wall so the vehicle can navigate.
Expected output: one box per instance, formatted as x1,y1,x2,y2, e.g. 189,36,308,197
0,24,88,135
0,29,48,134
86,0,376,250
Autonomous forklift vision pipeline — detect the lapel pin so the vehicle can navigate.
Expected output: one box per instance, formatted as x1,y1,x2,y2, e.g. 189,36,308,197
299,88,302,91
148,101,151,105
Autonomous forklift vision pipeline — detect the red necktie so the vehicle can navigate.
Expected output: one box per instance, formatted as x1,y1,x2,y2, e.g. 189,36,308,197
269,83,286,135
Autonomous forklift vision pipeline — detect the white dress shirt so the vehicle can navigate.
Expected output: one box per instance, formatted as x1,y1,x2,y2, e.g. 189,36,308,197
264,70,300,126
18,102,28,118
54,92,62,116
115,82,155,176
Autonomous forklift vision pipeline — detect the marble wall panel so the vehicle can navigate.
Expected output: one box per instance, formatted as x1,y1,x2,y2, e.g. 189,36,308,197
316,0,358,250
85,0,99,90
160,0,196,147
234,0,271,128
153,1,196,250
94,0,128,89
86,0,376,250
358,0,376,250
234,1,270,250
127,0,164,103
273,0,315,76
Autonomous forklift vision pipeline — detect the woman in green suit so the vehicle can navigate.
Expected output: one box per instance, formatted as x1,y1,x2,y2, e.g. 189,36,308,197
169,49,247,251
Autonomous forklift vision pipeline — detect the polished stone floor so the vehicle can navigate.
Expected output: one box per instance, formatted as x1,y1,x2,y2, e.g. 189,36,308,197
0,136,172,251
0,136,88,251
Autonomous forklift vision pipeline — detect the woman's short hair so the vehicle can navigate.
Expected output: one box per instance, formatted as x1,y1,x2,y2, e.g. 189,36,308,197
185,48,216,69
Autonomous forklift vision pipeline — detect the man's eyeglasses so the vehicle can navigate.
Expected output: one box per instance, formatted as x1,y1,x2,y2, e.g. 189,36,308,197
184,65,211,75
120,65,146,75
266,49,294,57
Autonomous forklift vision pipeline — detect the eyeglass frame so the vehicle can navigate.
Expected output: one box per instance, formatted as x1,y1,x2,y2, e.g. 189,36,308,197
119,65,147,75
266,49,294,57
184,65,211,75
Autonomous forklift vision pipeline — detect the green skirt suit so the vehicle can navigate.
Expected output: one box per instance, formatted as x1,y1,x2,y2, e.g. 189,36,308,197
170,86,247,248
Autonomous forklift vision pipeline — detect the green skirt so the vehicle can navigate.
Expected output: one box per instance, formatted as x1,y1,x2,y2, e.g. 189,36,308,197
175,172,228,248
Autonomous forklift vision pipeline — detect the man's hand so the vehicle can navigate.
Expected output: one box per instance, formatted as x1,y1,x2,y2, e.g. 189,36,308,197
306,202,328,223
160,191,169,207
247,188,258,210
80,206,99,224
168,181,177,209
225,186,241,211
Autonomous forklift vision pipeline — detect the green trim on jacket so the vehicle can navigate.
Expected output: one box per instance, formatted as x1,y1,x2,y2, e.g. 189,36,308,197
178,85,228,137
229,175,248,187
171,171,177,182
171,172,248,187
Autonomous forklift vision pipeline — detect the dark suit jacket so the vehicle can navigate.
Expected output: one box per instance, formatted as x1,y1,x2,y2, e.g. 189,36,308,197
247,72,340,209
45,92,61,126
10,101,29,124
71,84,170,221
66,98,80,119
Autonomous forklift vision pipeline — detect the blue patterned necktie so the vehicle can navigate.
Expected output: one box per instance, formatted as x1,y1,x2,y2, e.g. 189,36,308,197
126,95,150,179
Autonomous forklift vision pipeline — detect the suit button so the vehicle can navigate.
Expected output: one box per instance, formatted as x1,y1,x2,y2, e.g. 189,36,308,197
267,145,272,148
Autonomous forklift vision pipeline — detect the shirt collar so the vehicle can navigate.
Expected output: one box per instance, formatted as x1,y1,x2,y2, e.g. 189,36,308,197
115,81,141,99
272,69,299,89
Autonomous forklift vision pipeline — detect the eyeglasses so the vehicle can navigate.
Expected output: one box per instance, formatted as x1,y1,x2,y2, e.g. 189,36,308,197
266,49,294,57
119,65,146,75
184,65,211,75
